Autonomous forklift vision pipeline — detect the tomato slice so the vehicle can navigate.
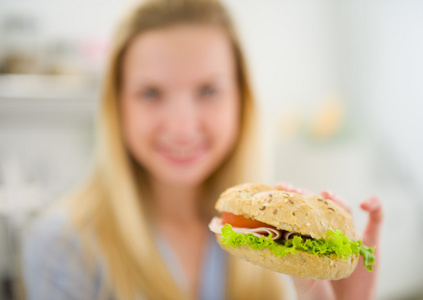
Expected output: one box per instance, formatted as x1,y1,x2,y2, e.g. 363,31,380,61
221,212,272,228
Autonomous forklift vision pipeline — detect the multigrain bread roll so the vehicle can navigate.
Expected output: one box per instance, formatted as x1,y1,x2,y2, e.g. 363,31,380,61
208,183,375,280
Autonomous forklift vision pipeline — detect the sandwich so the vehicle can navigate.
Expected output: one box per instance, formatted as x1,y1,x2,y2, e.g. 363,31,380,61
208,183,375,280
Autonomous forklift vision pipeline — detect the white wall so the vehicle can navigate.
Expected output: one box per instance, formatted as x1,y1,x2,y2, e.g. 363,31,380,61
339,1,423,298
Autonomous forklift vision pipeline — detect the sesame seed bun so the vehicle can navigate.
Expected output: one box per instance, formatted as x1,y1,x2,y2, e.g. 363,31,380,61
214,183,360,280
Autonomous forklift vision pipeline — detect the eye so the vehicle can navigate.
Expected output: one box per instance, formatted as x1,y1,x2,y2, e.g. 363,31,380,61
139,87,160,101
198,85,218,98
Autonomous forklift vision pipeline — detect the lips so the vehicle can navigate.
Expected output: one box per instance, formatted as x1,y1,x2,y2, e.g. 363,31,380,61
157,144,208,164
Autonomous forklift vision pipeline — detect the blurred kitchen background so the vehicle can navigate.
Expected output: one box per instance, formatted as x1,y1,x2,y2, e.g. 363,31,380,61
0,0,422,299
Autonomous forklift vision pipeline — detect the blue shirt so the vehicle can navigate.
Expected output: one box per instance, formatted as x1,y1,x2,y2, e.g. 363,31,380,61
22,210,227,300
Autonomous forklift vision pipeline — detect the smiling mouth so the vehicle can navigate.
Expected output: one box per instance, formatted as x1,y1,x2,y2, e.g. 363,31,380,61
157,145,208,164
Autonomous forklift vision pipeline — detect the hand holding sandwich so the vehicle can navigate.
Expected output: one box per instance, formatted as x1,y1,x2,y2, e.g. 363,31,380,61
277,184,383,300
209,183,383,300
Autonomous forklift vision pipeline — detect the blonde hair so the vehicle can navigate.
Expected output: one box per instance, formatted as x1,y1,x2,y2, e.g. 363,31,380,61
68,0,283,299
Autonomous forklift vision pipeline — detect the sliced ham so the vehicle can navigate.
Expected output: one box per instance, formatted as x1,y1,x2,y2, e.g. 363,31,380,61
284,231,299,240
208,217,282,240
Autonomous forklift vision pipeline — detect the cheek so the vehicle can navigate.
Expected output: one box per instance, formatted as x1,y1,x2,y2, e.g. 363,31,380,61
206,99,241,151
121,99,155,156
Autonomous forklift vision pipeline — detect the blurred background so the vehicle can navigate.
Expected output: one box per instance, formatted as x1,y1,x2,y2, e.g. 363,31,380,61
0,0,422,299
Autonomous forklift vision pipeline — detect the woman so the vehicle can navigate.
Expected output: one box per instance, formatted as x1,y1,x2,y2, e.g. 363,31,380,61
23,0,383,299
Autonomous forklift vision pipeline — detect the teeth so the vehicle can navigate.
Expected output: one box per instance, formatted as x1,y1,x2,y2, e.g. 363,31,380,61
173,149,188,158
165,146,202,159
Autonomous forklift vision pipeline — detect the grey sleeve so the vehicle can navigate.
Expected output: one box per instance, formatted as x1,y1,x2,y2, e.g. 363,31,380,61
22,212,101,300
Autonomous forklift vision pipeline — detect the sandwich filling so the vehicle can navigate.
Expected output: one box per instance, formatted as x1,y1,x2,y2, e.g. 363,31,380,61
208,213,376,271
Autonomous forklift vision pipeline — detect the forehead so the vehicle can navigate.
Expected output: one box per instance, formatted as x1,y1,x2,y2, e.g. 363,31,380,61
122,25,236,84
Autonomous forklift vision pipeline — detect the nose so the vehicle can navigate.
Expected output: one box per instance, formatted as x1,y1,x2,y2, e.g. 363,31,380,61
163,95,200,142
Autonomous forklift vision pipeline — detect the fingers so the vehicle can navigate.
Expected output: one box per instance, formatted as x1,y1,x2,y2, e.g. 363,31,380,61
360,196,383,246
274,182,311,195
320,190,352,214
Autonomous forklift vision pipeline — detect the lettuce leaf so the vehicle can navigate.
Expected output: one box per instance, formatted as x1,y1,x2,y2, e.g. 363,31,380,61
220,224,375,271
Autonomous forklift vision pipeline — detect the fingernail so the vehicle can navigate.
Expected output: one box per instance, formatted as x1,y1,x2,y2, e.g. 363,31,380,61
326,190,334,197
361,199,372,209
366,197,379,210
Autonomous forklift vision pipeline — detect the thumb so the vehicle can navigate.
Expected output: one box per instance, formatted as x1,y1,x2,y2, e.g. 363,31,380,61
360,196,383,247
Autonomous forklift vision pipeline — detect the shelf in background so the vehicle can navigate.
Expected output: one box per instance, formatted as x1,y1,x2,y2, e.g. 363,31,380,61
0,74,99,123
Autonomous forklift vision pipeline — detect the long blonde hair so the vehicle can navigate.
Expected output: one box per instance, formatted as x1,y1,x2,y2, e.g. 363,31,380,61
68,0,283,299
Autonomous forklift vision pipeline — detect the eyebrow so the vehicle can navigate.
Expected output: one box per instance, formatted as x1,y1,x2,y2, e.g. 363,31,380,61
126,73,233,86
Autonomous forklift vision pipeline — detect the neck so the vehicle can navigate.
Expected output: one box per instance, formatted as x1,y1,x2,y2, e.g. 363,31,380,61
149,179,204,225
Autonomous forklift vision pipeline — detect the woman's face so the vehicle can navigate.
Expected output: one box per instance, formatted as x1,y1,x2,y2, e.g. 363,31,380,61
120,25,240,188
